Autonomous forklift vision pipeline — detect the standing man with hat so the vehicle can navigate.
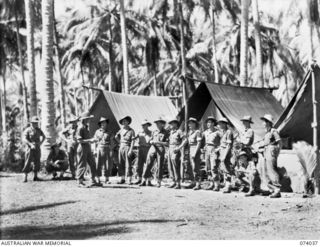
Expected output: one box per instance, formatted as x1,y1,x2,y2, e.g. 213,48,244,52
259,114,282,198
203,116,221,191
60,115,79,179
167,118,184,189
76,112,99,187
22,116,46,182
93,117,114,185
217,117,235,193
115,116,135,185
132,119,152,185
182,117,203,190
46,141,68,179
140,116,169,188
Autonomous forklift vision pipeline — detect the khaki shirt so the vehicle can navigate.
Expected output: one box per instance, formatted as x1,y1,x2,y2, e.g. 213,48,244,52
240,128,254,147
62,125,78,146
169,129,184,146
203,129,220,147
77,124,91,146
135,130,152,147
263,128,281,147
149,129,169,152
116,128,135,146
219,129,233,149
187,130,202,146
47,149,67,163
94,128,113,147
24,126,45,148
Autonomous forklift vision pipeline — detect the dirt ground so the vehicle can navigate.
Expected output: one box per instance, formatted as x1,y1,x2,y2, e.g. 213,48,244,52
0,172,319,240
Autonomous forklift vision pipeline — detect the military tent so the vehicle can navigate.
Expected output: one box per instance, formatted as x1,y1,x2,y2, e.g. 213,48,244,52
179,82,284,140
88,90,178,135
274,65,320,145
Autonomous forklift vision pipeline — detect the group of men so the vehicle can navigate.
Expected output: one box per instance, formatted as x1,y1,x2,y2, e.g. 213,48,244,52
22,111,283,198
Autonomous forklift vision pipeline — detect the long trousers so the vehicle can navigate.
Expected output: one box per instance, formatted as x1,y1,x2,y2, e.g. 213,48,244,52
219,148,234,183
133,146,150,178
67,144,77,176
76,144,96,180
96,146,112,177
118,145,133,177
264,145,281,188
168,146,181,182
205,145,219,181
46,161,68,173
143,147,165,180
189,145,201,182
22,147,41,173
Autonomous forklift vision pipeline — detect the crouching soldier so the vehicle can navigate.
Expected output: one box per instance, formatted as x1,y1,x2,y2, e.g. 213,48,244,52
167,118,184,189
76,112,99,187
46,141,68,179
60,115,79,179
140,117,169,188
259,114,282,198
217,117,235,193
93,117,114,184
116,116,135,185
22,116,46,182
203,116,221,191
133,120,152,185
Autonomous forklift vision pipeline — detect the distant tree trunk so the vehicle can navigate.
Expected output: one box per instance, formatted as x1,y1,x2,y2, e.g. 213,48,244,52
53,1,66,127
211,1,219,84
240,0,249,86
178,0,188,131
41,0,56,157
25,0,38,117
119,0,129,94
1,65,7,135
14,11,30,124
307,0,316,67
106,13,115,92
252,0,263,87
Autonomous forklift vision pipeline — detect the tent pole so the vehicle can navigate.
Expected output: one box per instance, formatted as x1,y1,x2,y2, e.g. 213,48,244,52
311,62,320,195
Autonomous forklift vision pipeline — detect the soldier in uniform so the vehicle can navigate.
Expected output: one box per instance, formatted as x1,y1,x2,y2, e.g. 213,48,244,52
22,116,46,182
132,120,152,185
217,117,234,193
140,116,169,188
46,141,68,179
259,114,282,198
93,117,114,184
203,116,221,191
167,118,184,189
76,112,99,187
60,115,79,179
115,116,135,185
182,117,202,190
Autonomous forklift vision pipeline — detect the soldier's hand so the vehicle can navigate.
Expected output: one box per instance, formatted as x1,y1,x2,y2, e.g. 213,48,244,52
174,147,180,153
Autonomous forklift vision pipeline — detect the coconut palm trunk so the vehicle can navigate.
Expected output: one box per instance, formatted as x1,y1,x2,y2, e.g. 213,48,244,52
14,11,30,123
53,1,66,127
106,13,115,92
211,0,219,84
41,0,56,156
1,65,6,135
25,0,38,117
252,0,263,87
240,0,249,87
119,0,129,94
307,0,315,67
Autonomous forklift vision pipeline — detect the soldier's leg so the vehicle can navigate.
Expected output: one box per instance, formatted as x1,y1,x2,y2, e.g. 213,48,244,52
167,150,176,187
105,148,112,183
117,146,126,183
156,150,165,187
265,148,281,198
192,152,201,190
68,146,76,178
96,148,103,179
141,151,156,186
172,151,181,189
76,145,88,185
87,150,97,183
33,148,41,181
22,148,33,182
124,146,134,184
135,147,148,183
222,152,234,193
211,152,220,191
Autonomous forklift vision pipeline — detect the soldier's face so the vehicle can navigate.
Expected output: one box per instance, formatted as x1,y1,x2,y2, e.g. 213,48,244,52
31,122,38,128
169,122,178,130
101,121,108,129
156,122,164,130
207,120,213,129
72,122,77,128
242,121,250,128
188,121,196,129
122,119,129,127
54,146,60,154
142,124,149,131
218,122,226,130
263,120,271,129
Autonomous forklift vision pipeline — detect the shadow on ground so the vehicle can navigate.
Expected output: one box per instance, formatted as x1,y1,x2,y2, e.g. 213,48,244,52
0,219,186,239
0,201,78,216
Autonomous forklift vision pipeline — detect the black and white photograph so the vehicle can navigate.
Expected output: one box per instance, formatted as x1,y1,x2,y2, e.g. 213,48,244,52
0,0,320,243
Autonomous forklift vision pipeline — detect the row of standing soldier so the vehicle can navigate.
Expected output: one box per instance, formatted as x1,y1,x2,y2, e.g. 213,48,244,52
22,112,283,198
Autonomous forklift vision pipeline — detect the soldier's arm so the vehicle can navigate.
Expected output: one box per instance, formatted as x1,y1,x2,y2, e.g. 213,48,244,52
40,129,46,145
128,130,135,154
194,130,202,155
23,129,33,147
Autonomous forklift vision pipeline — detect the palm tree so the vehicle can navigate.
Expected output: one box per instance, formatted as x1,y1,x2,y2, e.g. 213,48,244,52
41,0,56,155
120,0,129,94
25,0,38,117
252,0,263,87
240,0,250,86
210,0,219,83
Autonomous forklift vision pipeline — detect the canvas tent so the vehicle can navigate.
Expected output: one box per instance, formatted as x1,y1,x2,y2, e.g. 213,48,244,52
88,90,178,135
179,83,284,140
274,65,320,145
